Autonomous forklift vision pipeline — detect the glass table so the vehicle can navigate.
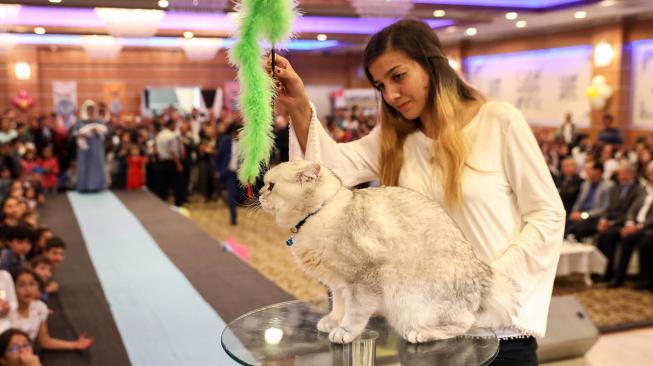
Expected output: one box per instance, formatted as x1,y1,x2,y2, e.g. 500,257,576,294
221,300,499,366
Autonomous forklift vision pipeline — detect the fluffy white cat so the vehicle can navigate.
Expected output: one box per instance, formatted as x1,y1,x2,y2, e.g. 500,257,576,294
259,160,518,344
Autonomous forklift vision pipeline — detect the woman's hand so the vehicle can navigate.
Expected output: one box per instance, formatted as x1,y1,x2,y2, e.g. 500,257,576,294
265,54,310,114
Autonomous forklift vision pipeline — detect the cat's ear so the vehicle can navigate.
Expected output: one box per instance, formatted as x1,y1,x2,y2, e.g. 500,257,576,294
297,163,321,184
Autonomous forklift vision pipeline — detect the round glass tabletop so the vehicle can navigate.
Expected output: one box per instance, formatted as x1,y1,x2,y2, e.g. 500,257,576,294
221,300,499,366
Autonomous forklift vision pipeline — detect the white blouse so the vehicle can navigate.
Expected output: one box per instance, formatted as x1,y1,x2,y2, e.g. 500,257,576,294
9,300,48,340
289,100,566,338
0,270,18,334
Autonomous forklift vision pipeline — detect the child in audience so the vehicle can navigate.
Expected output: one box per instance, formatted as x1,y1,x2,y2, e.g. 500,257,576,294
9,268,94,350
43,238,65,270
0,225,33,278
0,328,42,366
19,147,42,184
29,257,55,302
0,270,17,334
1,197,24,228
22,212,38,229
126,144,146,190
38,146,58,194
29,228,52,259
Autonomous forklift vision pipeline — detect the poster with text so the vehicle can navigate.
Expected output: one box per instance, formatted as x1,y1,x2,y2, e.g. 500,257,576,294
466,45,593,127
52,81,77,129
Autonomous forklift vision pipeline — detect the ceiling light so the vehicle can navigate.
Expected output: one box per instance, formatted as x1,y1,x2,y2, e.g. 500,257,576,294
433,10,446,17
81,35,123,60
317,34,327,41
599,0,616,6
48,0,62,3
14,62,31,80
515,20,527,28
0,33,15,55
182,37,223,61
350,0,413,18
594,41,614,67
95,8,165,38
574,11,587,19
445,26,457,33
34,27,46,34
183,31,193,39
448,58,459,70
158,0,169,8
505,12,518,20
465,27,477,36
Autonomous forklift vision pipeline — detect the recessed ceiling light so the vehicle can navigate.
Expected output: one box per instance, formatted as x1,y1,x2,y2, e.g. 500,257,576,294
48,0,62,3
433,10,446,18
317,34,327,41
505,12,518,20
599,0,617,6
183,31,194,39
445,26,457,33
574,11,587,19
158,0,169,8
34,27,46,35
465,27,477,36
515,20,527,28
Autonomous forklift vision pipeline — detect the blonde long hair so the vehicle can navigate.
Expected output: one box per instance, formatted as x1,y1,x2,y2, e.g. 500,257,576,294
363,19,484,207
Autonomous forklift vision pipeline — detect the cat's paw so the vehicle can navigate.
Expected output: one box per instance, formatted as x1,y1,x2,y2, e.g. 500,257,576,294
317,315,339,333
329,326,358,344
403,328,452,343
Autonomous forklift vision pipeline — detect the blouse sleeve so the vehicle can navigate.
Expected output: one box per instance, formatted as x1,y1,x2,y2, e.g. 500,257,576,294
493,107,566,279
288,103,381,187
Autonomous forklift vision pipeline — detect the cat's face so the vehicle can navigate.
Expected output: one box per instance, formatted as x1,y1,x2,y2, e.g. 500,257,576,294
259,161,340,229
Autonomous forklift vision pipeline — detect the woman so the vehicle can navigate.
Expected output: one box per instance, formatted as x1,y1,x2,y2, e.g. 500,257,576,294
72,100,107,193
269,19,565,365
0,329,41,366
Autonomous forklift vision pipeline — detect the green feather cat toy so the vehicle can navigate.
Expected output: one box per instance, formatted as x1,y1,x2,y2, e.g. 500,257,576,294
228,0,298,194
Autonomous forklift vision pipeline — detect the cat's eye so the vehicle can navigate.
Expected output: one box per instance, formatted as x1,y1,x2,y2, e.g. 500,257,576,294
268,183,275,191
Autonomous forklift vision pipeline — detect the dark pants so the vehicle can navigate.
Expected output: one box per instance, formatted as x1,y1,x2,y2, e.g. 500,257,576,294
596,226,622,281
565,217,599,241
221,170,239,225
613,229,653,284
157,160,183,207
639,236,653,286
490,337,538,366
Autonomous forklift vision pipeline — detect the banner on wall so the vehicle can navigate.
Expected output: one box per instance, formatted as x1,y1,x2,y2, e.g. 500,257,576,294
332,88,378,116
103,82,126,115
466,45,593,127
632,40,653,128
52,81,77,129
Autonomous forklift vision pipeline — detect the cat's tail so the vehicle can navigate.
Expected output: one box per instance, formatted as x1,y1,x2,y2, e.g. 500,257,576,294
474,270,519,329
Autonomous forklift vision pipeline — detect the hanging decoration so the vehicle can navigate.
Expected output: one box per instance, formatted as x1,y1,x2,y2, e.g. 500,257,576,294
586,74,613,110
228,0,298,189
12,90,35,112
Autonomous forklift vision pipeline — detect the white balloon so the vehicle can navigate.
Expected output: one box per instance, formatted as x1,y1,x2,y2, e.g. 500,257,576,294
598,84,613,99
592,74,607,86
591,98,606,110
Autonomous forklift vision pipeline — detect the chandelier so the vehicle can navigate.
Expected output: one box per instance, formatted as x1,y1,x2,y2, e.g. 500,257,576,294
81,35,123,60
0,33,15,55
169,0,229,13
350,0,414,18
181,37,223,61
0,4,21,32
95,8,165,38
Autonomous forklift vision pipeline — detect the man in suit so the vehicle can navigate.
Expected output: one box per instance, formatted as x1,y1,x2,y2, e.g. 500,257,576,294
599,161,653,287
215,123,242,226
565,161,614,241
556,157,583,214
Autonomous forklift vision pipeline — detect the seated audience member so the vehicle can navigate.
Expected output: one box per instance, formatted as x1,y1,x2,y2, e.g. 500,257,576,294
596,163,641,234
0,328,42,366
638,233,653,291
43,238,65,270
566,161,614,241
29,257,55,303
556,157,583,213
0,225,33,278
1,197,25,229
21,213,38,230
598,162,653,287
9,268,93,351
28,228,52,259
0,270,17,334
597,114,624,146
